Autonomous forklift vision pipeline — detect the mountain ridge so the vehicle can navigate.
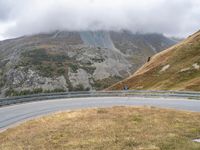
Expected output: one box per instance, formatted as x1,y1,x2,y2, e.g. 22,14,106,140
0,30,176,97
108,30,200,91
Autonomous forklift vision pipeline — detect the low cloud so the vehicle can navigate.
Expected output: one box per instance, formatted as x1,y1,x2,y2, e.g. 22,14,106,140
0,0,200,39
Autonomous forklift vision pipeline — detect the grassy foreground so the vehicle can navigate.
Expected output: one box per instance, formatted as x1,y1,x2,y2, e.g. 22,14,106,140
1,106,200,150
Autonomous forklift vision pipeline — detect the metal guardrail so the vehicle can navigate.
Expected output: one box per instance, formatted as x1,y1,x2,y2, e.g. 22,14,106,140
0,90,200,107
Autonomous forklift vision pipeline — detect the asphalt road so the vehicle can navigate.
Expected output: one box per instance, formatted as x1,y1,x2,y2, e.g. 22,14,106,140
1,96,200,131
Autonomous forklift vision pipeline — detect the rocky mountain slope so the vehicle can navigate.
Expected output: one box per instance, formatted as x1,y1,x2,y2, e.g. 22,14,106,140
109,30,200,91
0,30,176,97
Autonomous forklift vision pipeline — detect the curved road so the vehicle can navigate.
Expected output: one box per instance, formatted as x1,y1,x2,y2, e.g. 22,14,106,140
1,96,200,131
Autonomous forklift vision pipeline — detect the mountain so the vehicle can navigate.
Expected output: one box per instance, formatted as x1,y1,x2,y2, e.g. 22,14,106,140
108,30,200,91
0,30,176,97
170,37,184,43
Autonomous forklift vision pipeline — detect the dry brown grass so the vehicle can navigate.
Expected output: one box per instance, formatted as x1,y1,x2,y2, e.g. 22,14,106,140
1,106,200,150
108,31,200,91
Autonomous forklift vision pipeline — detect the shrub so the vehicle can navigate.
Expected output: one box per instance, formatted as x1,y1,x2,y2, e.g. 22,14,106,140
5,88,66,97
52,88,66,93
33,88,43,93
72,84,90,91
57,68,65,75
69,63,79,73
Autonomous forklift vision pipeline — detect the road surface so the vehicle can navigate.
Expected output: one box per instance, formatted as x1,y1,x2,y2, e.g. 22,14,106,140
1,97,200,131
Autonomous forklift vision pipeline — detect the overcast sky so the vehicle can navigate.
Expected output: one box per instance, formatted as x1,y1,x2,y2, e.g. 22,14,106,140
0,0,200,40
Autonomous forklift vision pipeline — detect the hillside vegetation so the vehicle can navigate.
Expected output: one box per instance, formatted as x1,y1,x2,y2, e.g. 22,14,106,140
0,31,176,97
109,30,200,91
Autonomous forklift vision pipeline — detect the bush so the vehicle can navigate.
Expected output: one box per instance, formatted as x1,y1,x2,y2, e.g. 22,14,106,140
73,84,84,91
5,88,66,97
19,49,70,77
51,88,66,93
57,68,65,75
0,79,5,87
33,88,43,93
81,66,96,74
5,89,31,97
36,65,54,77
5,88,43,97
69,63,79,73
72,84,90,91
5,88,16,97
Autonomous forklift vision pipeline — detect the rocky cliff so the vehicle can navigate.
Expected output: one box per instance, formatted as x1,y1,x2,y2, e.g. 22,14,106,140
0,30,176,97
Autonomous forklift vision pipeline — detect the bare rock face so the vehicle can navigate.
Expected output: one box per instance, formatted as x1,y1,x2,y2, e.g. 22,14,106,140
93,58,130,80
0,30,176,97
68,68,92,89
80,31,115,49
5,68,68,92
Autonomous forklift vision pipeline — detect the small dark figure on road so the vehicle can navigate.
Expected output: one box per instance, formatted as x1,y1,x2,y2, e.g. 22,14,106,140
123,85,129,90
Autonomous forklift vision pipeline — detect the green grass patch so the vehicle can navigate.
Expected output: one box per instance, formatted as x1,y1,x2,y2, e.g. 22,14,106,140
5,88,66,97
